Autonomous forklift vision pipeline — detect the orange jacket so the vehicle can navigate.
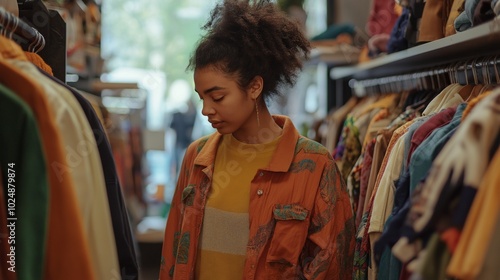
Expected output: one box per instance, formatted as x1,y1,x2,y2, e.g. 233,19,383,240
160,115,355,280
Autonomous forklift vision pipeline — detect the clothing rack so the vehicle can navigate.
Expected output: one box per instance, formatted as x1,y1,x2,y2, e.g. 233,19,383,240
0,6,45,53
17,0,67,82
349,56,500,96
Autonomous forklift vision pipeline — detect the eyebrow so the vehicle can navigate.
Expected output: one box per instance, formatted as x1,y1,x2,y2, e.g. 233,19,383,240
195,86,225,95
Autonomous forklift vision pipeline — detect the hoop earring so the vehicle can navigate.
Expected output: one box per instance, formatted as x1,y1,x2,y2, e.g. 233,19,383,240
255,100,260,127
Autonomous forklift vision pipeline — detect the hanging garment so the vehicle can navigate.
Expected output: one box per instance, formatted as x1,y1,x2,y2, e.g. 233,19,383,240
0,38,96,280
373,114,431,279
0,170,16,280
373,105,458,259
418,0,454,42
0,83,49,280
334,96,378,165
23,52,53,75
445,90,500,279
374,89,448,277
369,123,412,242
361,126,395,219
404,0,426,47
494,0,500,14
357,138,376,228
367,0,400,36
387,7,410,53
413,233,451,279
392,104,466,262
325,96,360,154
453,0,494,31
414,93,499,280
476,217,500,279
353,120,414,280
349,107,398,222
358,105,420,228
445,0,467,36
6,59,120,280
342,94,400,211
406,107,457,166
421,83,465,116
41,70,139,279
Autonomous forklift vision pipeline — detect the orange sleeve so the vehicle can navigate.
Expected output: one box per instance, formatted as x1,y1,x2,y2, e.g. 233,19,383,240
302,160,355,280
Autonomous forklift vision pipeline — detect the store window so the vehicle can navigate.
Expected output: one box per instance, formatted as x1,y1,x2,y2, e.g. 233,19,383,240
100,0,218,240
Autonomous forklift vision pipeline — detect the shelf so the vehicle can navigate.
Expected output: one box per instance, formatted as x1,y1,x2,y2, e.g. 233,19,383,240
330,17,500,81
90,80,139,91
306,44,360,67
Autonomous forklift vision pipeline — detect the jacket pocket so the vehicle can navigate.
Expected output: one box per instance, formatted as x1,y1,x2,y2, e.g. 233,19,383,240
266,204,310,266
181,184,196,206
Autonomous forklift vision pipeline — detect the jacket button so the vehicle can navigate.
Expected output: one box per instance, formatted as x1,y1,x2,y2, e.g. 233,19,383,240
259,172,264,177
257,189,263,196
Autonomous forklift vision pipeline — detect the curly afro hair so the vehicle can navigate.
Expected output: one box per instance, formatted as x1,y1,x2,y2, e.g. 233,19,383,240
188,0,310,100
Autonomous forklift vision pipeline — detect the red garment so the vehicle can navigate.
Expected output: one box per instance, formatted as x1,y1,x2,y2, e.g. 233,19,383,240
357,138,376,228
367,0,399,36
441,228,461,254
407,107,456,166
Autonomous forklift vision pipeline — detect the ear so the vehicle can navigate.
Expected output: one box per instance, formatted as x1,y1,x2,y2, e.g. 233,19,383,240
248,76,264,100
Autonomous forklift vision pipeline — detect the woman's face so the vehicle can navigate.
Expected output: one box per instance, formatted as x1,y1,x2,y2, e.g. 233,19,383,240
194,66,257,137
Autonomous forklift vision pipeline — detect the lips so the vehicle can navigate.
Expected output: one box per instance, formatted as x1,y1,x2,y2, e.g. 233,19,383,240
209,120,224,128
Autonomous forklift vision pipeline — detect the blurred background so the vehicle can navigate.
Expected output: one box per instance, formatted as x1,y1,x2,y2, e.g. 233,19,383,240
93,0,362,278
96,2,330,277
30,0,370,278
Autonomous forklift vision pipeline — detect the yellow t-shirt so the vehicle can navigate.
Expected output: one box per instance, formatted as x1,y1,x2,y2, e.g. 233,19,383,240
195,133,280,280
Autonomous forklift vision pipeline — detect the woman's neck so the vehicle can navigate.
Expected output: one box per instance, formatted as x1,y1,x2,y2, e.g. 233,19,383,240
233,105,283,144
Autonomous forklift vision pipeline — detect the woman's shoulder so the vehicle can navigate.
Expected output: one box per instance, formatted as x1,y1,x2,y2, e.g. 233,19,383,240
293,136,331,158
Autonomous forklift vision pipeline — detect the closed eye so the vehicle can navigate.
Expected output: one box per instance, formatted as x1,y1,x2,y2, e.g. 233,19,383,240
213,96,224,102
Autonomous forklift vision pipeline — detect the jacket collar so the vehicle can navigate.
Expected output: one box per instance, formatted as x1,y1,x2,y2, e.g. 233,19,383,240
194,115,299,172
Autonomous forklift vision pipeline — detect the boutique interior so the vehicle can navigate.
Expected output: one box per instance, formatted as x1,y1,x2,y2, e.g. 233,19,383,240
1,0,500,279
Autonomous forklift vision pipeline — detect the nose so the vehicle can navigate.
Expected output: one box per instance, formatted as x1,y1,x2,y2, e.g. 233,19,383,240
201,100,215,116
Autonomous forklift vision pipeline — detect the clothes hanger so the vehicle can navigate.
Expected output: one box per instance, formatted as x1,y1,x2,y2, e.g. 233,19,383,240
464,59,482,102
7,12,17,39
476,57,495,95
28,29,45,53
446,64,453,84
448,64,456,84
471,59,479,85
434,69,440,90
462,61,470,85
0,6,45,52
493,55,500,84
453,61,463,85
406,71,436,111
0,8,11,37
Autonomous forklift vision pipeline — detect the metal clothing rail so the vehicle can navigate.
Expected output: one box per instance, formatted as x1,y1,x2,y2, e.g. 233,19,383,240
349,55,500,96
0,6,45,53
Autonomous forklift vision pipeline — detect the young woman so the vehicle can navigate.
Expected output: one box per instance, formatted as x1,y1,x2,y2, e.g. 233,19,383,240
160,1,355,279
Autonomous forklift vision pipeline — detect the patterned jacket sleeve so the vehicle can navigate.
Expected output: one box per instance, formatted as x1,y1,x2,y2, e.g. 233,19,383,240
301,159,355,280
159,144,194,279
